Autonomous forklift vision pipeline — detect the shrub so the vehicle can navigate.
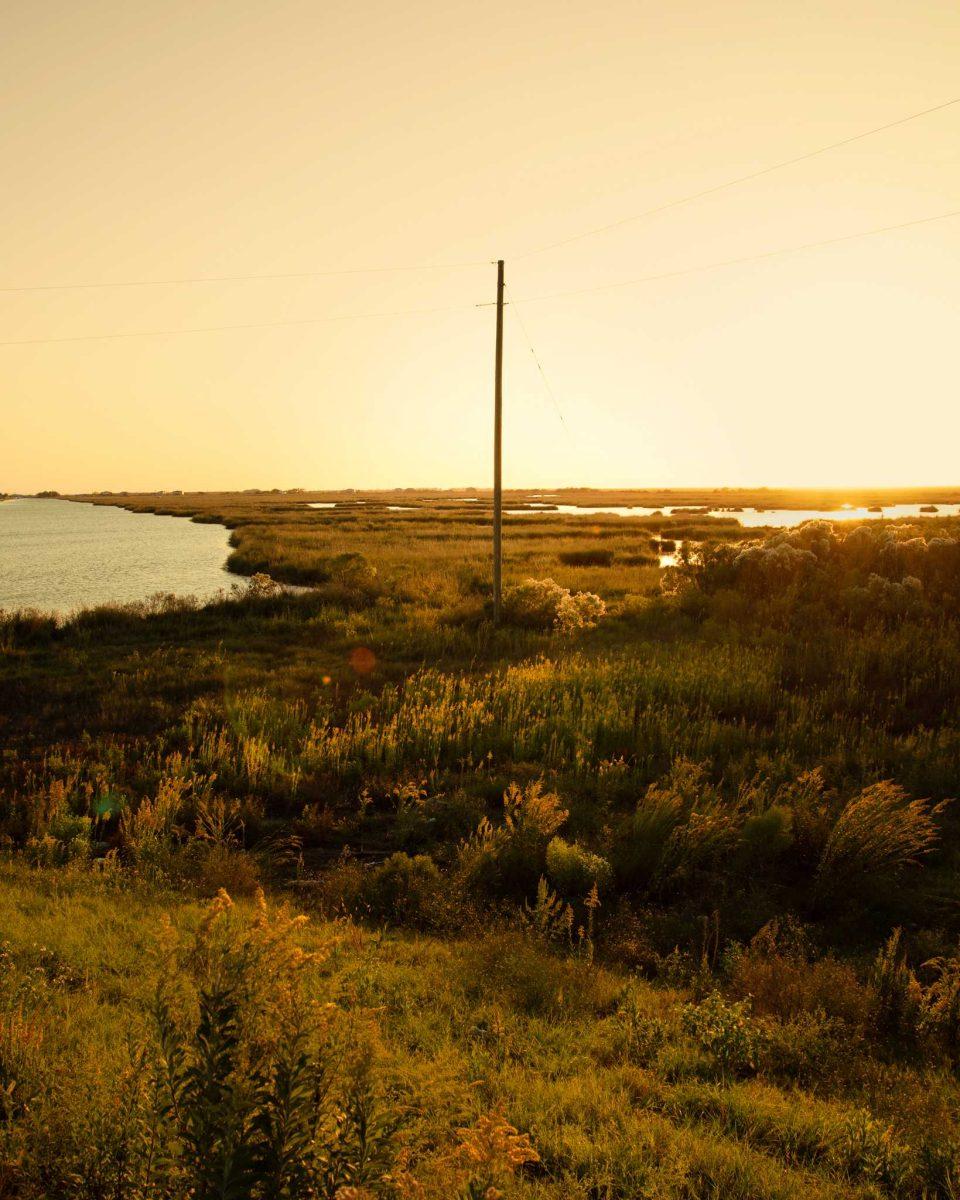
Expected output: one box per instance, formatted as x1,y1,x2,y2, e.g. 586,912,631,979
328,551,378,589
869,928,924,1042
463,931,621,1016
545,836,613,896
26,810,92,866
680,993,766,1077
318,552,380,607
246,571,283,598
762,1010,852,1082
459,781,569,899
145,890,402,1198
0,609,59,649
502,577,606,633
555,589,606,633
362,851,441,927
815,781,946,903
179,842,262,896
725,918,869,1025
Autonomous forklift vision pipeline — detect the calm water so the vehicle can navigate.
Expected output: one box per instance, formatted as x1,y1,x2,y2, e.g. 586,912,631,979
309,497,960,529
506,503,960,525
0,499,232,616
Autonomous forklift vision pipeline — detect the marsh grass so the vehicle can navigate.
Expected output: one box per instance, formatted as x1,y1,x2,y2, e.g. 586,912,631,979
3,491,960,1194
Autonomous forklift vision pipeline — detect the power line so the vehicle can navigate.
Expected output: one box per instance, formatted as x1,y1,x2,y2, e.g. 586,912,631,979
0,93,954,320
0,259,489,295
510,206,960,304
9,205,959,347
504,283,568,432
5,95,958,296
0,300,484,348
515,94,960,260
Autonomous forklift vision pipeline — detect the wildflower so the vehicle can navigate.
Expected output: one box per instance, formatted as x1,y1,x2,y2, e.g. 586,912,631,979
455,1108,540,1186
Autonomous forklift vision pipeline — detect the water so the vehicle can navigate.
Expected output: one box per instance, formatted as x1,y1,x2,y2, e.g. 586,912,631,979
506,502,960,525
0,498,233,616
728,503,960,528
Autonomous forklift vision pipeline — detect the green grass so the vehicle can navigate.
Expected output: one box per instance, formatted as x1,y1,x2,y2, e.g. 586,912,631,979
1,863,958,1198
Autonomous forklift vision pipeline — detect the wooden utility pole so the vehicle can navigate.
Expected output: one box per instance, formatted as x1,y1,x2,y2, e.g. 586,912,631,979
493,259,505,623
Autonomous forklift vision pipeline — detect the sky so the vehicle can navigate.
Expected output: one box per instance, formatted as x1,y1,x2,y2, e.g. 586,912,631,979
2,0,960,493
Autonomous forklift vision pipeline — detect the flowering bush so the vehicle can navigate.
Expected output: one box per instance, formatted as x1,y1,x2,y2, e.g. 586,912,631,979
502,577,606,632
246,571,283,598
362,850,441,927
677,519,960,618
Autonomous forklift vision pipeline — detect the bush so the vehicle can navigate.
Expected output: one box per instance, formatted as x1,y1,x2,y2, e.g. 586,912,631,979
6,889,404,1199
317,552,381,607
147,890,402,1198
545,836,612,896
459,781,569,899
869,928,924,1042
178,842,262,896
245,571,283,598
502,577,606,633
681,520,960,621
328,551,377,590
362,851,441,927
680,993,766,1077
0,609,59,649
725,918,869,1025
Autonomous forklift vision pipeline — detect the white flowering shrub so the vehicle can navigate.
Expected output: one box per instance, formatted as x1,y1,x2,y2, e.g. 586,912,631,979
555,588,606,633
682,520,960,617
502,577,606,633
246,572,283,598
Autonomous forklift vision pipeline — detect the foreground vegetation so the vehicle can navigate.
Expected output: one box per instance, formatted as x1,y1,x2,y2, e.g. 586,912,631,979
3,489,960,1197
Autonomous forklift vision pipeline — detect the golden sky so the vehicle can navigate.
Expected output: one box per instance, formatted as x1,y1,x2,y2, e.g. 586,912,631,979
3,0,959,492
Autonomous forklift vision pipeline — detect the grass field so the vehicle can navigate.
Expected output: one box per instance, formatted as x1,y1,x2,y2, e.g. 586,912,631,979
3,489,960,1197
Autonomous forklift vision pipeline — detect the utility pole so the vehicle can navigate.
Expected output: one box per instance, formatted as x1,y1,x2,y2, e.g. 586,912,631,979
493,259,505,624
